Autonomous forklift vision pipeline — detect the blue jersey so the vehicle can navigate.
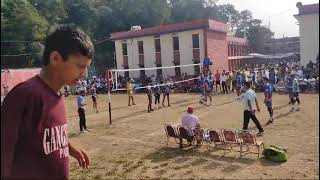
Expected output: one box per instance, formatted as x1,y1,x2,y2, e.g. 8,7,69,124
208,77,214,87
204,79,212,91
264,83,273,101
269,72,276,83
77,95,84,108
236,75,242,87
286,77,293,92
292,78,300,93
203,57,211,66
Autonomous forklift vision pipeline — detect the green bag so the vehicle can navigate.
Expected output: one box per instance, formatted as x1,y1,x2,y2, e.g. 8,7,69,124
262,145,288,162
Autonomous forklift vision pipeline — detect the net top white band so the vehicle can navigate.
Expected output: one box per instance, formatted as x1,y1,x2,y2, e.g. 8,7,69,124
110,63,203,72
111,77,199,91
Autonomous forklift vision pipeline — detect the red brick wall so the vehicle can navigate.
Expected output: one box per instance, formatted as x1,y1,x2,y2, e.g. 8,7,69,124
205,29,228,73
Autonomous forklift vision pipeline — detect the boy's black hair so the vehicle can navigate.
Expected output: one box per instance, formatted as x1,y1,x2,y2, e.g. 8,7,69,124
244,81,251,88
43,25,95,66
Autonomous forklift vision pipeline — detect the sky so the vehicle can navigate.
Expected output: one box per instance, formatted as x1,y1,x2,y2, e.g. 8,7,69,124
217,0,319,38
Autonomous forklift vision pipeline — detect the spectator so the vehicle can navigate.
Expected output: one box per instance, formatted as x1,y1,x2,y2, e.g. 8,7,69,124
235,71,243,96
215,70,221,92
181,107,200,137
226,72,232,92
231,70,237,92
221,70,228,93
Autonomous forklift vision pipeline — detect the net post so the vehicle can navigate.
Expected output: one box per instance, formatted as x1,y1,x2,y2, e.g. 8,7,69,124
106,67,112,125
115,71,118,91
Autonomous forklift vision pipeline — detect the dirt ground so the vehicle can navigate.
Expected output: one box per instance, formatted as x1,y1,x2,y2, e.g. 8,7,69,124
66,91,319,179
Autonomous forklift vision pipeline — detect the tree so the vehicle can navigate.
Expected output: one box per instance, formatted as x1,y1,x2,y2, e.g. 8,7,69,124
1,0,274,70
245,19,274,53
1,0,48,68
28,0,67,25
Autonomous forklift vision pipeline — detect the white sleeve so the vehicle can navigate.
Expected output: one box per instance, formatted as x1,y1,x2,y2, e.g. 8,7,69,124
252,91,256,99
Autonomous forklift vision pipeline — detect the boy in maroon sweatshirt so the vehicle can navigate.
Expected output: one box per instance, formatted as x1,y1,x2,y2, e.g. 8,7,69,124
1,25,94,179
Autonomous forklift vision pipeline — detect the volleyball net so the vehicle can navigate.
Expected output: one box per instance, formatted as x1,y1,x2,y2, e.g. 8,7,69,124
107,63,205,92
104,63,212,124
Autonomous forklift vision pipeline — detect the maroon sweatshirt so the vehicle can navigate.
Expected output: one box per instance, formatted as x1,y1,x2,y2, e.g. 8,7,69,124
1,75,69,179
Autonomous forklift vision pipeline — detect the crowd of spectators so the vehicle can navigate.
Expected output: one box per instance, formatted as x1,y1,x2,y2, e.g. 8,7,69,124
63,58,319,97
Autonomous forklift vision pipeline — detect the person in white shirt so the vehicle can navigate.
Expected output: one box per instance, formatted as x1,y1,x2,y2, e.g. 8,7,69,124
181,107,200,136
297,67,303,79
240,81,264,136
247,71,253,84
221,70,228,93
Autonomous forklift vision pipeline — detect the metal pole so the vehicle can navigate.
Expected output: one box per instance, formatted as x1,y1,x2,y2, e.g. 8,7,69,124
106,67,112,125
115,71,118,91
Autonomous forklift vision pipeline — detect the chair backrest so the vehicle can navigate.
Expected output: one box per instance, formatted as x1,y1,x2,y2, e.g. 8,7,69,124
222,129,239,143
238,130,257,145
208,129,223,143
193,128,205,142
177,125,192,140
164,124,177,138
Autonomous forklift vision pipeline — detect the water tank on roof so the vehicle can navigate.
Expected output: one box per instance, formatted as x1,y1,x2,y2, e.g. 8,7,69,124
130,26,142,31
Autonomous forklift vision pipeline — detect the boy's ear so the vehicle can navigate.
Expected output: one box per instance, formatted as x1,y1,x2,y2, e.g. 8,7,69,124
49,51,64,66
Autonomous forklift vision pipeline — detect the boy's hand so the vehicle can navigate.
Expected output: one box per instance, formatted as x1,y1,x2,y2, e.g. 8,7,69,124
69,144,90,169
72,149,90,169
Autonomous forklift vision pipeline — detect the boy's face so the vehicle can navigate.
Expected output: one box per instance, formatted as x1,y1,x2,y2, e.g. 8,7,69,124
51,52,92,86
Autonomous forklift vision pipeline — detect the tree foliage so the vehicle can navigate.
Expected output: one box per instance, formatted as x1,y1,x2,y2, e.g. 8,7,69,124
1,0,274,70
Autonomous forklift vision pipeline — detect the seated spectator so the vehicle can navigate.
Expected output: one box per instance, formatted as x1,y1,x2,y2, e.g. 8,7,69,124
181,107,200,137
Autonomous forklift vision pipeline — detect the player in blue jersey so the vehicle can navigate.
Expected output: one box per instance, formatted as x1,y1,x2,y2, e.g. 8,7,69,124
263,77,274,124
204,76,213,105
286,73,301,112
291,73,301,111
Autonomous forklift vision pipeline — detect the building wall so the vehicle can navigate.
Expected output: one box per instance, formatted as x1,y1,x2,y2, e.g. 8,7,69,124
114,29,205,78
159,34,174,77
206,30,228,73
127,39,140,77
296,14,319,66
114,40,124,76
140,36,156,77
263,38,300,55
177,29,205,76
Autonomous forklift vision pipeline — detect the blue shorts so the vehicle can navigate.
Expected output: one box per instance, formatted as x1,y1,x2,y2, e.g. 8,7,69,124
265,101,272,107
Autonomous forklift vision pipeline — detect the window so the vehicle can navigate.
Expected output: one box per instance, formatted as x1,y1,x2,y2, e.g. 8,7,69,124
192,34,199,49
124,66,129,77
139,65,145,78
122,43,128,56
138,41,144,54
154,38,161,52
173,36,179,51
156,64,162,77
